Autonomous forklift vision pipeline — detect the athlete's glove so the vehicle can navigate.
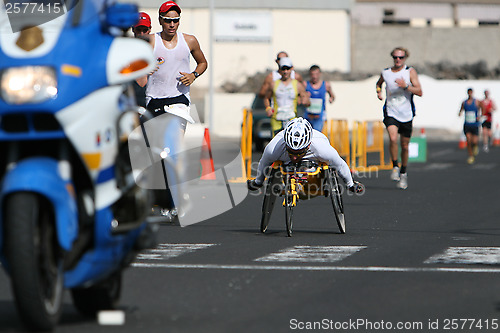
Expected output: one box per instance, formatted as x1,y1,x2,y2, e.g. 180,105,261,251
348,181,365,194
247,179,263,191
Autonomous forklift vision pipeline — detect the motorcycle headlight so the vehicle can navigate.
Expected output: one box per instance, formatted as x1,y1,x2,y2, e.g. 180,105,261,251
1,66,57,104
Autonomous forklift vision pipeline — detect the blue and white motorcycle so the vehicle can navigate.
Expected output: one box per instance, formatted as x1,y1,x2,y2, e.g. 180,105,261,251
0,0,156,330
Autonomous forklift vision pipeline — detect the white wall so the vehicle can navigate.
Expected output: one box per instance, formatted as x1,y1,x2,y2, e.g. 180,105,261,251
208,76,500,138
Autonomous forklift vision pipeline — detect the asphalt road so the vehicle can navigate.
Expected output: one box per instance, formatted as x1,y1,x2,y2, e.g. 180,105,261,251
1,141,500,332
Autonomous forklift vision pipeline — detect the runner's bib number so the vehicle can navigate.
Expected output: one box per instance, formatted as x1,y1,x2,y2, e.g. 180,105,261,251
387,92,406,108
307,98,323,115
276,106,295,121
465,111,477,123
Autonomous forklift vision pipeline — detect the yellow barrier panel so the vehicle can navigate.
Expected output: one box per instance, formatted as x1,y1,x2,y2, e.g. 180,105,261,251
328,119,350,166
351,120,392,172
231,108,253,182
350,121,364,170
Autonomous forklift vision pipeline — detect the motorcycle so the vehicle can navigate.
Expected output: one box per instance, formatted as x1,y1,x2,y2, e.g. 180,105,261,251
0,0,157,330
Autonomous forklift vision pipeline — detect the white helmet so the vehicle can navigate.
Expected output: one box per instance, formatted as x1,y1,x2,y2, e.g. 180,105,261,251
284,117,312,151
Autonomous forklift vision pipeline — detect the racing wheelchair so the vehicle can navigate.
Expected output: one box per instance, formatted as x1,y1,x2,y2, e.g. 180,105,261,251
260,160,353,237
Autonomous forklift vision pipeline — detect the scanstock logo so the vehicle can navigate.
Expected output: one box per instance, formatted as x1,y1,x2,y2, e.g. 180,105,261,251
128,106,248,227
3,0,78,33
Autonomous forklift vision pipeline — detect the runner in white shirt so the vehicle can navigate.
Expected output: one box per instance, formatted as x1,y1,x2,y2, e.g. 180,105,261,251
375,47,422,190
137,1,207,130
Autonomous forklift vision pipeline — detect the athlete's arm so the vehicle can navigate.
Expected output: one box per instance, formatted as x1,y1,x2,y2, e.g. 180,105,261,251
261,80,275,117
179,34,208,86
297,82,310,107
258,73,273,98
407,68,422,97
375,75,384,101
325,81,335,103
254,136,283,185
295,72,304,84
312,134,353,187
477,100,483,119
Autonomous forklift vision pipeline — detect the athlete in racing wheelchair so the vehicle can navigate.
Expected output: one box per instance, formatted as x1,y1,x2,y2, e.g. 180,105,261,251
247,118,364,236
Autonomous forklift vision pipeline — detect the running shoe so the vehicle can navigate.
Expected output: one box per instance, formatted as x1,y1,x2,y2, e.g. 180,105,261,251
483,145,489,153
397,173,408,190
467,156,475,164
390,166,400,181
473,145,479,156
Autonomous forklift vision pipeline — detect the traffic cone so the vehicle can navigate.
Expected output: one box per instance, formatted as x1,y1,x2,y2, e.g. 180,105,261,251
493,124,500,147
200,128,216,180
458,132,467,149
420,128,426,138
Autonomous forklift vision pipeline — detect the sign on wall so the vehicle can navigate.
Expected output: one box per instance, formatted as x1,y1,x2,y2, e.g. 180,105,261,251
215,10,272,42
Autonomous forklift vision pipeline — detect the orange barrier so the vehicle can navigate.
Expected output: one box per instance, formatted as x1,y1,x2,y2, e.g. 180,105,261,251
351,121,392,171
241,108,253,179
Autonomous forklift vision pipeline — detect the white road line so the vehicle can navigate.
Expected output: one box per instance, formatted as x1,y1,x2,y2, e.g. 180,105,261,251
131,263,500,273
255,245,367,263
424,246,500,265
422,163,454,170
135,243,217,261
471,163,497,170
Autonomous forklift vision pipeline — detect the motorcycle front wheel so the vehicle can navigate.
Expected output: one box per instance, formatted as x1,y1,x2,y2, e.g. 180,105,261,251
4,192,64,331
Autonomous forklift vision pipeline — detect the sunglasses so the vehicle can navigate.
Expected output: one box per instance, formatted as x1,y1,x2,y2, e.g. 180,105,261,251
160,16,180,24
286,146,308,157
392,55,405,60
134,26,149,34
280,66,292,71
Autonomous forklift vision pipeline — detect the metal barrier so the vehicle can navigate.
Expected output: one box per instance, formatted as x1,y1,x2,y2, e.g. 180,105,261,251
351,120,392,171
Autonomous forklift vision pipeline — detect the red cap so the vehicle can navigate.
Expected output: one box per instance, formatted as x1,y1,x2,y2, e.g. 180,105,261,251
134,12,151,28
159,1,181,14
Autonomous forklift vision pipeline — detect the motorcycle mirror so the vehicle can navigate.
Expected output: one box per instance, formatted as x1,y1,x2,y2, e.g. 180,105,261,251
105,3,138,29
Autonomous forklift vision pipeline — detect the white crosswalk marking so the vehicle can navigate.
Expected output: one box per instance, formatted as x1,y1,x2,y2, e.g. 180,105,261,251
135,243,217,261
254,245,367,263
424,247,500,265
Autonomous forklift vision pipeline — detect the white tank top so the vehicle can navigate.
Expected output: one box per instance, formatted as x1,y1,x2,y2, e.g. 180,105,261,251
382,66,414,122
146,32,191,100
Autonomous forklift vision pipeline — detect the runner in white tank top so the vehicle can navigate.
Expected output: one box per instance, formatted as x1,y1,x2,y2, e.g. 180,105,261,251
136,1,207,123
146,31,191,102
375,47,422,190
135,1,208,218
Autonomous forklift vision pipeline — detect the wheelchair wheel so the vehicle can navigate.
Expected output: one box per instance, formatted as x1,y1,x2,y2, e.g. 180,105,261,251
328,169,346,233
284,175,294,237
285,192,294,237
260,169,280,233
